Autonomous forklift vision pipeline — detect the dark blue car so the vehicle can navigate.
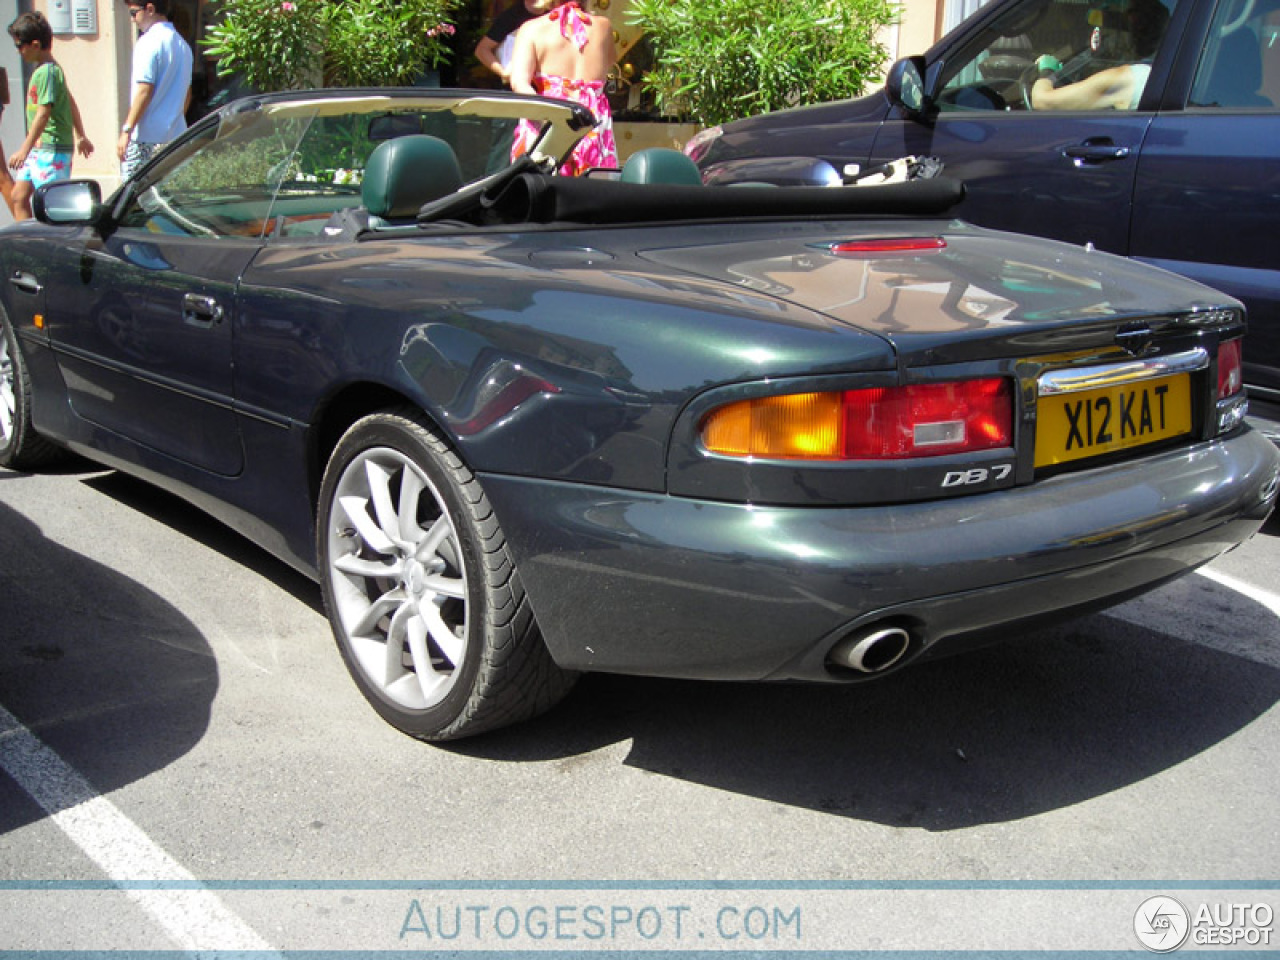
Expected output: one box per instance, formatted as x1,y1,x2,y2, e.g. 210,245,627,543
690,0,1280,427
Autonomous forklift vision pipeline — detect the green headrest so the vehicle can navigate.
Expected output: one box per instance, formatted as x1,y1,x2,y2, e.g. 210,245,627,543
362,135,464,220
619,148,703,186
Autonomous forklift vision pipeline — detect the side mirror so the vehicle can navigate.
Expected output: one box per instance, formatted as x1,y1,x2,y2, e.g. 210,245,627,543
33,179,102,225
885,57,935,121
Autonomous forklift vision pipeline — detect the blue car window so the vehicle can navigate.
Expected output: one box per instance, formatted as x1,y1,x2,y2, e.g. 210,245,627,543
936,0,1179,112
1188,0,1279,108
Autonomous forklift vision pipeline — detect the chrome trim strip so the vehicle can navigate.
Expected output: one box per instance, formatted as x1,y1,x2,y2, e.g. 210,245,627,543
1038,347,1209,396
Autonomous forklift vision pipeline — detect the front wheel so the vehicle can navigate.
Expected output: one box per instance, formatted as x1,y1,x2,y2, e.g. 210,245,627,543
316,408,576,740
0,305,60,470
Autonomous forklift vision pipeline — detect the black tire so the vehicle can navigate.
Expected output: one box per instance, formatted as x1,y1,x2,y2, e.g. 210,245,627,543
316,407,577,740
0,304,61,470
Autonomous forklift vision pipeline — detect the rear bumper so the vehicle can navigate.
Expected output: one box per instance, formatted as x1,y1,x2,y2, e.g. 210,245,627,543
482,428,1279,682
1246,394,1280,445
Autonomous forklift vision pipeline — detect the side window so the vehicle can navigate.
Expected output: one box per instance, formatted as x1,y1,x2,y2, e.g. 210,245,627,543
1188,0,1278,108
286,109,510,182
117,111,311,238
268,108,515,237
936,0,1176,112
270,111,456,238
269,113,373,237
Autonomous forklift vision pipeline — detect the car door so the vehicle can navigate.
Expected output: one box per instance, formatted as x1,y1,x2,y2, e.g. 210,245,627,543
41,109,311,476
868,0,1194,253
1130,0,1280,400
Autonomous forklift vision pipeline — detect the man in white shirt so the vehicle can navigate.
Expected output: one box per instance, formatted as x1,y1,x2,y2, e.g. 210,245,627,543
117,0,192,179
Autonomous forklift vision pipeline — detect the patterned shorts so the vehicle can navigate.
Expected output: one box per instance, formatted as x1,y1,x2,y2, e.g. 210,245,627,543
15,147,72,186
120,140,162,181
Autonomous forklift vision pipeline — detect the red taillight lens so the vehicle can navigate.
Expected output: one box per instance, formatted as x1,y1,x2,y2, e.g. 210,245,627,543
1218,338,1244,399
700,379,1013,461
843,379,1013,458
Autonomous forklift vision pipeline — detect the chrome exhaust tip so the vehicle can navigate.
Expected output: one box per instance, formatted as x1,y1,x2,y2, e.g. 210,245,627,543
828,625,912,674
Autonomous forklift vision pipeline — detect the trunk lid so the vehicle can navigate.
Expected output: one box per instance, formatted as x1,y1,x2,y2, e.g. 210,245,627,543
638,222,1238,366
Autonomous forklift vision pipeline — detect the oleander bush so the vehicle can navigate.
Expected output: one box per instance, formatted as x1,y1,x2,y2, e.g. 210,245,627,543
628,0,898,125
204,0,458,92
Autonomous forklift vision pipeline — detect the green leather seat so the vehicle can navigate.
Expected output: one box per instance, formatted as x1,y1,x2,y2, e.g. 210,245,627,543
362,135,464,224
619,148,703,186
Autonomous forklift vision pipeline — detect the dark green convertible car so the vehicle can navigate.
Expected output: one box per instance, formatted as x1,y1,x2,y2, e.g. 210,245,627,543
0,89,1275,740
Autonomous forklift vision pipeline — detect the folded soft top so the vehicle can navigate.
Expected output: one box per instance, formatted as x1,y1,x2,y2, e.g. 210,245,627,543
466,173,967,226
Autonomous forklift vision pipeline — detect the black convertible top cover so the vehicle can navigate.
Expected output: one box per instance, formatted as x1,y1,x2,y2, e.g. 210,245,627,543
481,173,967,226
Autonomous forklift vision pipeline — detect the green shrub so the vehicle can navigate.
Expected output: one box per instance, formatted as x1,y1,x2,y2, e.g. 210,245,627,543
627,0,899,125
204,0,459,92
321,0,458,87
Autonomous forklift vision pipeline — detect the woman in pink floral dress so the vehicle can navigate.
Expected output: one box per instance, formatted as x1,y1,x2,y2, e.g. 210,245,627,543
507,0,618,175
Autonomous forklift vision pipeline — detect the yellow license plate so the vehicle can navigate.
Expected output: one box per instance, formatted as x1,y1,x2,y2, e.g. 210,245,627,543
1035,373,1192,467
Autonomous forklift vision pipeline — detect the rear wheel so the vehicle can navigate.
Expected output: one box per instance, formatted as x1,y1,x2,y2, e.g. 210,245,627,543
316,408,576,740
0,306,60,470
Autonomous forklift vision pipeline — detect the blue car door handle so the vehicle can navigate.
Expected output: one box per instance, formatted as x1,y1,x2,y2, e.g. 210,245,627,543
1064,140,1132,165
182,293,225,328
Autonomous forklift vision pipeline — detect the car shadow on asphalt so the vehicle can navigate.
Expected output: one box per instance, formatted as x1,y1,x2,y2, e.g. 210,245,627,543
14,467,1274,835
1263,508,1280,537
455,587,1280,832
0,481,217,837
80,470,323,612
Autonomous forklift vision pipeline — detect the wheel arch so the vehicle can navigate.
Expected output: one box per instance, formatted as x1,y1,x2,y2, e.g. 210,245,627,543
306,382,453,515
312,399,578,739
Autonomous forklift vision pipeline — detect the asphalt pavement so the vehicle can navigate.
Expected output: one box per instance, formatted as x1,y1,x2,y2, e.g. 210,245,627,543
1,459,1278,952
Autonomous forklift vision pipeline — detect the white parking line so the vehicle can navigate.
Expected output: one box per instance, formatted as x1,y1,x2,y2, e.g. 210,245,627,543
0,703,279,954
1197,566,1280,616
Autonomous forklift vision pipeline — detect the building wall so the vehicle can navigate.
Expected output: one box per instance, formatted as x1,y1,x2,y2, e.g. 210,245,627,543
1,2,25,184
11,0,129,190
898,0,949,63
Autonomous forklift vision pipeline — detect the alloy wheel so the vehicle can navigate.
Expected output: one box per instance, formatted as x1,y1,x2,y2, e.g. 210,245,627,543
325,446,469,711
0,331,14,447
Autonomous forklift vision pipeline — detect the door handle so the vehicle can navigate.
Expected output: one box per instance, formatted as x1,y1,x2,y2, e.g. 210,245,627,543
10,271,43,295
1063,140,1132,165
181,293,225,328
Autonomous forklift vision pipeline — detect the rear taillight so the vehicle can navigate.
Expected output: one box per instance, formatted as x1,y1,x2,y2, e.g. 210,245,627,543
701,379,1013,461
1216,338,1248,435
1218,338,1244,399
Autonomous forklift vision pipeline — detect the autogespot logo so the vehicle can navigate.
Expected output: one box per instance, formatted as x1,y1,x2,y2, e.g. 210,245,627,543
1135,896,1191,952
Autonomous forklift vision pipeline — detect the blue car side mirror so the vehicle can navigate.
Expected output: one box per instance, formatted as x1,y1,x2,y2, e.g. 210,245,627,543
886,56,938,121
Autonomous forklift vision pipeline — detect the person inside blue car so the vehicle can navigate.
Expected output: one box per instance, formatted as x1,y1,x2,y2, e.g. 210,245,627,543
1031,0,1170,109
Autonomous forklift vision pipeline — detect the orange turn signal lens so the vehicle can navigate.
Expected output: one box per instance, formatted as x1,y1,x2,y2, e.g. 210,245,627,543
701,379,1013,461
701,392,843,459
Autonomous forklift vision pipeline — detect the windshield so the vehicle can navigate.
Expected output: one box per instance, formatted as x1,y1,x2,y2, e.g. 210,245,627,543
114,91,589,240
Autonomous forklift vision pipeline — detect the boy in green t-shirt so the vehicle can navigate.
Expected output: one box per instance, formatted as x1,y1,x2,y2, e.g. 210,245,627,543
6,11,92,220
